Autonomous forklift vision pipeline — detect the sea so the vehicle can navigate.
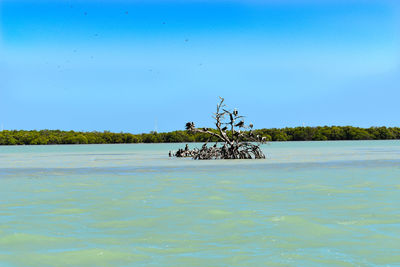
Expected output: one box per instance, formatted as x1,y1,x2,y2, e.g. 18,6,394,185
1,141,400,266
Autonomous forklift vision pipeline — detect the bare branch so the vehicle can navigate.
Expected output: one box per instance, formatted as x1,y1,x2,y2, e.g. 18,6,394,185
175,97,266,159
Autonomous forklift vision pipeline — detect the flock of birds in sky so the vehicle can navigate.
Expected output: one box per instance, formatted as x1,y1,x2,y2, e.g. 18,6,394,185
49,5,203,75
72,4,191,44
44,3,208,94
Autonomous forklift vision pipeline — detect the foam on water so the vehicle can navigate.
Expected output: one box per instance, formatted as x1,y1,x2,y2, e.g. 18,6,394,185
1,141,400,266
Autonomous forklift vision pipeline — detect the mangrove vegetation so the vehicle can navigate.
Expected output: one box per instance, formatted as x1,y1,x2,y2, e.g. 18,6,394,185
173,97,266,159
1,126,400,145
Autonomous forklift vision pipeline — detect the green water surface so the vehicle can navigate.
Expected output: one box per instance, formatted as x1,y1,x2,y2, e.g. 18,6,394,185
1,141,400,266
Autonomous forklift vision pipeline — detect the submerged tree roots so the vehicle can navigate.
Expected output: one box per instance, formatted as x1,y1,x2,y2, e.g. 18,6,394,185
171,97,266,160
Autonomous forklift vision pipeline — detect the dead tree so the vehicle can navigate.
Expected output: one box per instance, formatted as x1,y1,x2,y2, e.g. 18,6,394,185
173,97,266,160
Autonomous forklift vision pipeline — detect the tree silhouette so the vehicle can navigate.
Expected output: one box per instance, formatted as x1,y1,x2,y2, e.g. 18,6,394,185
174,97,266,159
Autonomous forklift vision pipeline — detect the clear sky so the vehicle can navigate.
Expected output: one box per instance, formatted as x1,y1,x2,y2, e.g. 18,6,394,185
0,0,399,133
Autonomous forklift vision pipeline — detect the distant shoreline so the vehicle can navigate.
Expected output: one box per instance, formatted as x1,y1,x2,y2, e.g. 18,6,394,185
1,126,399,145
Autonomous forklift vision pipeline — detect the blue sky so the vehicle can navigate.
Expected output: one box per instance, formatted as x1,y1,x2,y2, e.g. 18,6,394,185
0,0,399,132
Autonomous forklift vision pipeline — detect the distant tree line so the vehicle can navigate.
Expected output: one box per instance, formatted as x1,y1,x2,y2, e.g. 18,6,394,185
0,126,400,145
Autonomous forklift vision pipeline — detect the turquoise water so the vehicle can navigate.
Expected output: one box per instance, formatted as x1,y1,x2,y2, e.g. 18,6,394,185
1,141,400,266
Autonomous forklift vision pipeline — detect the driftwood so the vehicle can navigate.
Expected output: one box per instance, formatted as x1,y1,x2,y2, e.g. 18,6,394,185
171,97,266,160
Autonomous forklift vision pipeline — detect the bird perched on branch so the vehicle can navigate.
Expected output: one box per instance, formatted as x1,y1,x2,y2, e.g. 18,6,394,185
235,121,244,127
233,109,238,116
185,122,195,130
249,123,253,128
221,126,228,131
